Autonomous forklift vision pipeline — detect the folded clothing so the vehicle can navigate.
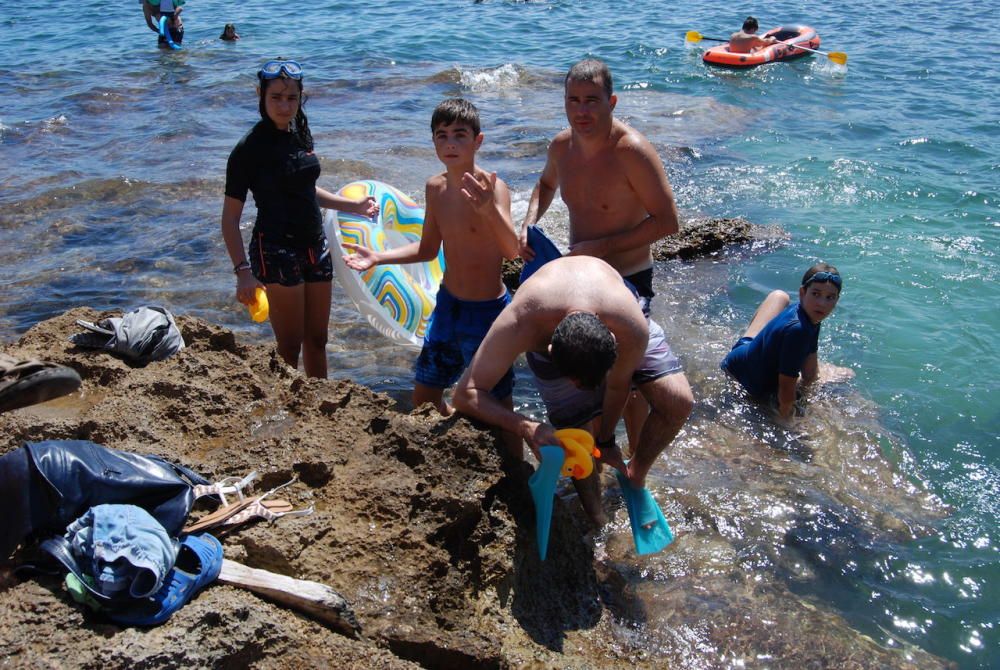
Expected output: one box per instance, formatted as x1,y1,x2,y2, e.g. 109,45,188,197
65,504,177,599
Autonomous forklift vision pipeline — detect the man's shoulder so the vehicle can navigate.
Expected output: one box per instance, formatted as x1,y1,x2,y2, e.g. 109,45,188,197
550,128,572,150
611,122,656,160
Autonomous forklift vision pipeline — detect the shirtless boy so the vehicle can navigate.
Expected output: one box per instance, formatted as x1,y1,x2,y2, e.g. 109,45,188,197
454,256,690,523
728,17,779,54
519,58,692,455
343,98,519,417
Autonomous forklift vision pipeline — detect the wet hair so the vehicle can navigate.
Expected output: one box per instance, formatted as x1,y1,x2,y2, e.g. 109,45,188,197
549,312,617,389
257,62,313,151
430,98,480,136
220,23,236,39
565,59,613,99
742,16,759,33
801,262,842,293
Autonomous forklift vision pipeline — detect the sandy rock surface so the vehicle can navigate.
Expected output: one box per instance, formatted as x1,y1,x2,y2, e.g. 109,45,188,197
0,215,951,669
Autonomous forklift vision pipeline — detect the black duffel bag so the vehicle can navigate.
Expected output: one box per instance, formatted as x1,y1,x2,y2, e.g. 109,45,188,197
1,440,208,559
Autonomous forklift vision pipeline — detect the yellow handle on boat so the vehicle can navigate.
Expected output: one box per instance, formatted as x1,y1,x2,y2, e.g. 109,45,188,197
684,30,848,66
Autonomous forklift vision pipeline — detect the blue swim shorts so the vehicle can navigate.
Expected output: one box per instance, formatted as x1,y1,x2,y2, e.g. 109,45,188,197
526,315,682,429
249,232,333,287
414,285,514,399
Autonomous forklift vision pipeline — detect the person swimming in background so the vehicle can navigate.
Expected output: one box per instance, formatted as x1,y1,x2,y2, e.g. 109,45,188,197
220,23,240,41
720,263,854,420
728,16,779,54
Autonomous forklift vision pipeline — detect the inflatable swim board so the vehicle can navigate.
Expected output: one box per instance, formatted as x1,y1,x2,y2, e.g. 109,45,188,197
326,180,445,351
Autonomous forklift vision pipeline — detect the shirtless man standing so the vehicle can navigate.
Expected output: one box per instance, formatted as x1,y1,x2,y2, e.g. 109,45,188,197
519,58,693,465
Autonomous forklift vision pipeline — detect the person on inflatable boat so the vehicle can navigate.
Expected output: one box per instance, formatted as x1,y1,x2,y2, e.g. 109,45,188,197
728,16,779,54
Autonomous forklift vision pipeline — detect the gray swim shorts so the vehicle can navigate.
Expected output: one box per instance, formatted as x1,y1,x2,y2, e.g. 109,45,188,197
526,316,682,429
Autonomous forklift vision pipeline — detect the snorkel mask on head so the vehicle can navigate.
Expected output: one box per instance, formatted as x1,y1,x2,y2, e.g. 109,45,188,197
802,271,842,290
258,59,303,80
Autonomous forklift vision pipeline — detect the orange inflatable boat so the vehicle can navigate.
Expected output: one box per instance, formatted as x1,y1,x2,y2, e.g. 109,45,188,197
703,25,820,68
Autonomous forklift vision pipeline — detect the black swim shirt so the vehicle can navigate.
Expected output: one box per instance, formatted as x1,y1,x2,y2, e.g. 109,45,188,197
225,120,323,246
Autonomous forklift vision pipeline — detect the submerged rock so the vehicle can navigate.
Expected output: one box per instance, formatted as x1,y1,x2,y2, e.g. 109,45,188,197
502,216,787,291
0,310,951,669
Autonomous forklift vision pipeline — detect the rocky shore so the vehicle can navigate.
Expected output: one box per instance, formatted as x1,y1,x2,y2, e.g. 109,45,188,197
0,218,951,669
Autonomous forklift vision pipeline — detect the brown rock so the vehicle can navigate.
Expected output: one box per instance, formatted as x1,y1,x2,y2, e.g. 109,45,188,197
0,310,951,669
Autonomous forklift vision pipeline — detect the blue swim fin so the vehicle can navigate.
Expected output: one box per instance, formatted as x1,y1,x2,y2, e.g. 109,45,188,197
615,470,674,556
528,446,565,561
519,226,563,285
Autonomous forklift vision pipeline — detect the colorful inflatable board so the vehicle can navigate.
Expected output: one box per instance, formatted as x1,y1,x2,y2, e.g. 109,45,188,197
325,180,445,351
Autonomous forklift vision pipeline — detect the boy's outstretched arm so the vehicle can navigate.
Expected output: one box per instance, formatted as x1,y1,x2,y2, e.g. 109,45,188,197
341,198,443,270
462,169,518,259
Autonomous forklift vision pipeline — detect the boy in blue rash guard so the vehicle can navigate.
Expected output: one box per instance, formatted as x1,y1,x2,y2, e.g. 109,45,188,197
221,59,378,379
342,98,519,423
721,263,854,420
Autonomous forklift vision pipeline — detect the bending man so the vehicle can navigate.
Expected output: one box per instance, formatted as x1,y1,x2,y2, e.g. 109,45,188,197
454,256,692,523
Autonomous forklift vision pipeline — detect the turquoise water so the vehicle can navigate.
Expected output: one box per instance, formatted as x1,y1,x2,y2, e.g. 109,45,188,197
1,1,996,666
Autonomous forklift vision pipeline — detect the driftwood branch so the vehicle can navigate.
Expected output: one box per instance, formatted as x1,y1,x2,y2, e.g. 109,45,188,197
218,559,361,638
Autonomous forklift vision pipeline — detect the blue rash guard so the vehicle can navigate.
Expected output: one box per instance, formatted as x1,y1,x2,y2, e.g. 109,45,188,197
721,302,819,398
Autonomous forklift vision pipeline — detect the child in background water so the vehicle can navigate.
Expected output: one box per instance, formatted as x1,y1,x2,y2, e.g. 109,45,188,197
220,23,240,41
721,263,854,419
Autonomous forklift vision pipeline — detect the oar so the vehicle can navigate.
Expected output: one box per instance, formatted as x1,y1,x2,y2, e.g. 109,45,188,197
684,31,847,65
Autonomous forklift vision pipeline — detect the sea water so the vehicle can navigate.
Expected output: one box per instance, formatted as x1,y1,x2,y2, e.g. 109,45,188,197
0,1,996,666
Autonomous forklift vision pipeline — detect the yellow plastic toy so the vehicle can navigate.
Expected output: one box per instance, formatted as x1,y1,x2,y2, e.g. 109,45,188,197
248,287,269,323
554,428,601,479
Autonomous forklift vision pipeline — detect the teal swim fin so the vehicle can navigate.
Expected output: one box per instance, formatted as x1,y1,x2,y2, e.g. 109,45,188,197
615,470,674,556
528,446,565,561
